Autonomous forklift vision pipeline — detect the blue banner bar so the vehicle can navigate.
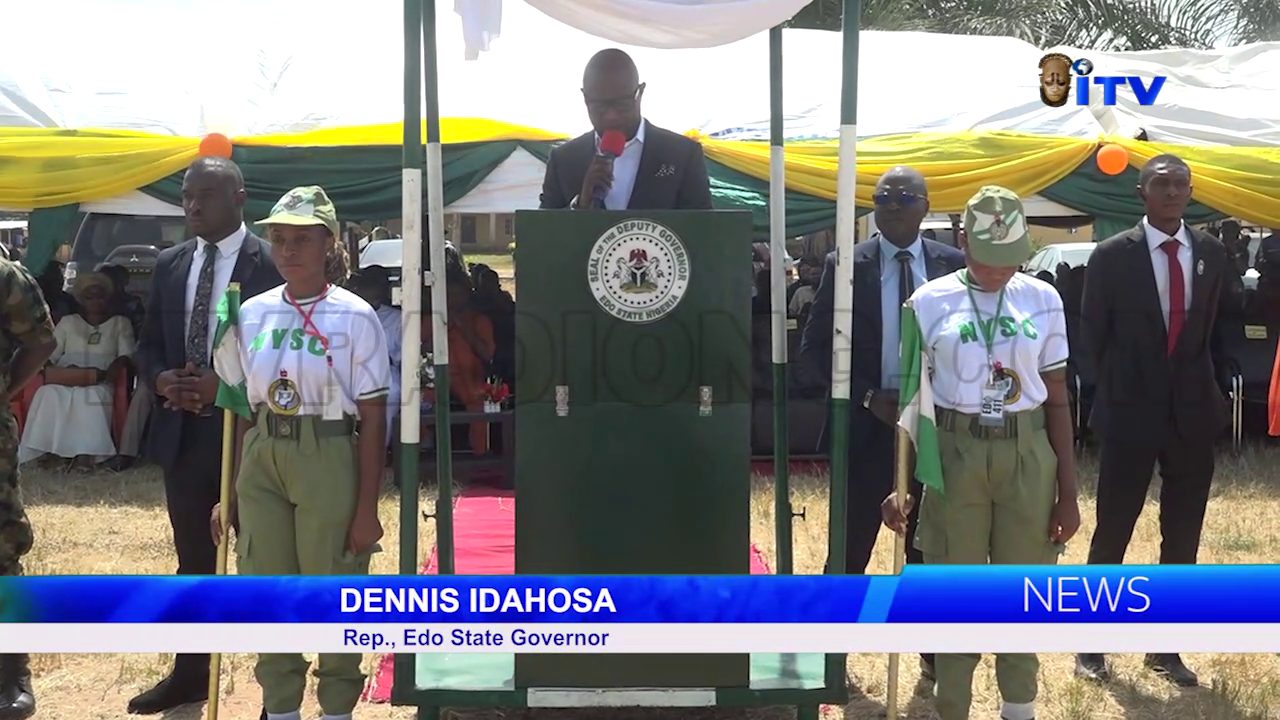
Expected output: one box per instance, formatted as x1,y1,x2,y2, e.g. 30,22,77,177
1,566,1276,624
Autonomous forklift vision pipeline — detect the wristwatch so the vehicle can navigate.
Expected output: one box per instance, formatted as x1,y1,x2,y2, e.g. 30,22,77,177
862,389,876,409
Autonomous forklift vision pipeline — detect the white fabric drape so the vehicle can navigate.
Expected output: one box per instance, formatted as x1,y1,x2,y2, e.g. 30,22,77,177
456,0,503,60
524,0,813,48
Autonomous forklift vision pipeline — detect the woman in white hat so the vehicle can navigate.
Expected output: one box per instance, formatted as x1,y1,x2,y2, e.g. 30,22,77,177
19,271,135,471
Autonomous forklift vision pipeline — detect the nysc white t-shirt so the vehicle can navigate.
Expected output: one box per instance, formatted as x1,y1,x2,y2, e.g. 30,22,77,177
239,285,392,417
908,270,1068,413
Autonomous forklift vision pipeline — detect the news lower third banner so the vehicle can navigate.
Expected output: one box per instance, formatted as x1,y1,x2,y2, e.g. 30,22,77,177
2,567,1279,654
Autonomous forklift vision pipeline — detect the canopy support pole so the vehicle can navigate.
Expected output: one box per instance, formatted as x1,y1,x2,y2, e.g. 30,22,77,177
423,0,455,574
768,24,794,576
395,0,424,697
825,0,860,696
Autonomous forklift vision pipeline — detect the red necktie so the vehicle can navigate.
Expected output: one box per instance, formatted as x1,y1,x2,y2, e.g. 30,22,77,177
1161,239,1185,356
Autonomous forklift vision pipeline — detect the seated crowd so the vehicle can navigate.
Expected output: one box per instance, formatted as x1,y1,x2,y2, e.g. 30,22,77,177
15,265,151,473
15,250,518,475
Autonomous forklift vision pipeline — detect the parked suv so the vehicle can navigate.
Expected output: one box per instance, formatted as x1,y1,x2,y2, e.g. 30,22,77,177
65,214,188,295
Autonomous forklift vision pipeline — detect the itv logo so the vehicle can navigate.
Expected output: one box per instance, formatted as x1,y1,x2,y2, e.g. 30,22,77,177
1038,53,1167,107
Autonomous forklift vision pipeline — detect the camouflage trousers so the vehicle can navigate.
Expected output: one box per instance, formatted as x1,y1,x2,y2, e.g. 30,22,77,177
0,414,32,577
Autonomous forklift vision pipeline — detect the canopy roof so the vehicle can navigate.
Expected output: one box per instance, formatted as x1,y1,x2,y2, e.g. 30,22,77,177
4,1,1279,145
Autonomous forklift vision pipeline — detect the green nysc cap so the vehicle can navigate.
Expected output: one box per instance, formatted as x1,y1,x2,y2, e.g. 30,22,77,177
259,186,339,237
963,185,1032,267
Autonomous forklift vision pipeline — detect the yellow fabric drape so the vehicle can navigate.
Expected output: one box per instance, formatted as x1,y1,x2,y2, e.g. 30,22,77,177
0,128,198,209
1109,135,1280,228
4,120,1280,226
0,120,568,209
695,131,1097,212
236,118,569,147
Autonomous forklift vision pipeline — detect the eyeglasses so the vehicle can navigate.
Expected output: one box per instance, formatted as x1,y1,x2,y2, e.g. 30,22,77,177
873,189,926,207
583,84,644,113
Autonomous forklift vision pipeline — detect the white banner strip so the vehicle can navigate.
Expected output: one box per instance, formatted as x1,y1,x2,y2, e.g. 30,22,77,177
2,624,1279,654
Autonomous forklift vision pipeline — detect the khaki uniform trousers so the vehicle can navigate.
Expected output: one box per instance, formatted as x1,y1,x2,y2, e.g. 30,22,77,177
236,408,375,716
913,406,1061,720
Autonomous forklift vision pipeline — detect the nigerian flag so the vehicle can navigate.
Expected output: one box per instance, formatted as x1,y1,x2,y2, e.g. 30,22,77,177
212,282,251,419
897,299,944,493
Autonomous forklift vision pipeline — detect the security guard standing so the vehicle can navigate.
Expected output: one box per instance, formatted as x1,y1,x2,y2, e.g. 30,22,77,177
212,187,390,720
883,186,1080,720
0,259,57,720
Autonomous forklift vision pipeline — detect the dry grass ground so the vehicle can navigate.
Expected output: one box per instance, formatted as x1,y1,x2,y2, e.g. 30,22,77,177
17,441,1280,719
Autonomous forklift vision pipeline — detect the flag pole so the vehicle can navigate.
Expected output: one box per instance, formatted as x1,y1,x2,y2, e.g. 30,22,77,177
206,326,239,720
886,425,911,717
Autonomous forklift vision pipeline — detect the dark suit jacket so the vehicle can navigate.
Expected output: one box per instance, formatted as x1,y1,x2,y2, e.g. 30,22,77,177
538,120,713,210
1082,223,1228,443
137,231,281,473
798,236,965,443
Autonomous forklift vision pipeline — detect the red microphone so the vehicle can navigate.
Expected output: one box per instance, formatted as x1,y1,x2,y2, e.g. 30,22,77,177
592,130,627,208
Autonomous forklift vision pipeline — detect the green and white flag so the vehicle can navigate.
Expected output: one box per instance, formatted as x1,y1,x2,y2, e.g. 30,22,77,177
212,282,251,419
897,299,944,493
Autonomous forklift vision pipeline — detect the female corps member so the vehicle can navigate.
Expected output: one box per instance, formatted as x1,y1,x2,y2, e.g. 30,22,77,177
883,186,1080,720
213,186,390,720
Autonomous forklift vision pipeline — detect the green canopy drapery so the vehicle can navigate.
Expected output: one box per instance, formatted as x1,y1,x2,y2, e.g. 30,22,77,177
141,142,530,221
20,138,1255,276
1038,162,1225,239
137,140,846,240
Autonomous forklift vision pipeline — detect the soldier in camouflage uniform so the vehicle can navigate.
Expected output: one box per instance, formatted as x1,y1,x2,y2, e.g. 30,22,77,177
0,258,57,720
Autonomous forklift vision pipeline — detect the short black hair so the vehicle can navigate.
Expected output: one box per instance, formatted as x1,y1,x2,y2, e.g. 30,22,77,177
584,48,639,87
1139,153,1190,187
187,156,245,191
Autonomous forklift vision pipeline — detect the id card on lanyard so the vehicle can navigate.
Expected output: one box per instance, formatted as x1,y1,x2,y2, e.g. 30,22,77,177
285,287,344,421
965,271,1008,427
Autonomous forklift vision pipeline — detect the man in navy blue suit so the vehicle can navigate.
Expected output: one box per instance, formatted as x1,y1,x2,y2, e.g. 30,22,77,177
798,166,965,681
131,157,282,714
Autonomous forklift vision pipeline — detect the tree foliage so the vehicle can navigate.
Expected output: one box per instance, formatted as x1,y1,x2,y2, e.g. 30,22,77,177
787,0,1280,49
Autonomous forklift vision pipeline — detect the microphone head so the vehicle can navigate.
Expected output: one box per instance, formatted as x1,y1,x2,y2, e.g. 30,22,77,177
599,130,627,157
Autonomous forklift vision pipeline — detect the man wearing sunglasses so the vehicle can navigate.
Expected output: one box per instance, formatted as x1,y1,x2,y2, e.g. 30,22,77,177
798,166,964,679
539,49,712,211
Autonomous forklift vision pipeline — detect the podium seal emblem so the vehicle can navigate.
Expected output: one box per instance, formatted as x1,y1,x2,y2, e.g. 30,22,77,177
587,219,691,323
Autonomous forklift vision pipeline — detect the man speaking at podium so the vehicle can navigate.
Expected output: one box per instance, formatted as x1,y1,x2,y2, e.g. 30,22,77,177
539,49,712,211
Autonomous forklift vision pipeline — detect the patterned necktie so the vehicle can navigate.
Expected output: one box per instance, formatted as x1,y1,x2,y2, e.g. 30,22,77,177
186,243,218,368
895,250,915,308
1161,239,1185,356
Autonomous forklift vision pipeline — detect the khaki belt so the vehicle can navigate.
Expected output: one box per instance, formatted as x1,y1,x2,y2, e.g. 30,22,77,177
934,406,1045,440
259,410,354,440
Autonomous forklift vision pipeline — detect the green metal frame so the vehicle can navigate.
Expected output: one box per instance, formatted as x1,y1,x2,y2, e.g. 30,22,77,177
394,0,860,712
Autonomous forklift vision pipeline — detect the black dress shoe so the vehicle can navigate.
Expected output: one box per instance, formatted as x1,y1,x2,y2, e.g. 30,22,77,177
1145,653,1199,687
127,674,208,714
0,654,35,720
1075,653,1110,682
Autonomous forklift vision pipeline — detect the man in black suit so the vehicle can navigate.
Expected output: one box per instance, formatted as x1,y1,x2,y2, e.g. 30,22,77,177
1075,154,1228,688
539,48,712,211
130,157,281,714
798,166,964,679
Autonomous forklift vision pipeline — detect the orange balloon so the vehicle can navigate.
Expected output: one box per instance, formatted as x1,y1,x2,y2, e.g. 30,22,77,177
198,133,234,159
1096,143,1129,175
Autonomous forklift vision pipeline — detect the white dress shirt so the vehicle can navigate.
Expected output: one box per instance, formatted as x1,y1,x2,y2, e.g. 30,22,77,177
1142,216,1192,329
597,119,646,210
879,235,927,390
185,223,246,361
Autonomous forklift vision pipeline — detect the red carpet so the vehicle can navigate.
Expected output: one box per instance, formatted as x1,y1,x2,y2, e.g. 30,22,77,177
362,486,772,703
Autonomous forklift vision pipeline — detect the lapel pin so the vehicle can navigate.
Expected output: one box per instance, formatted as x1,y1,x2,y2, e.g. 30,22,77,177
1197,259,1205,276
